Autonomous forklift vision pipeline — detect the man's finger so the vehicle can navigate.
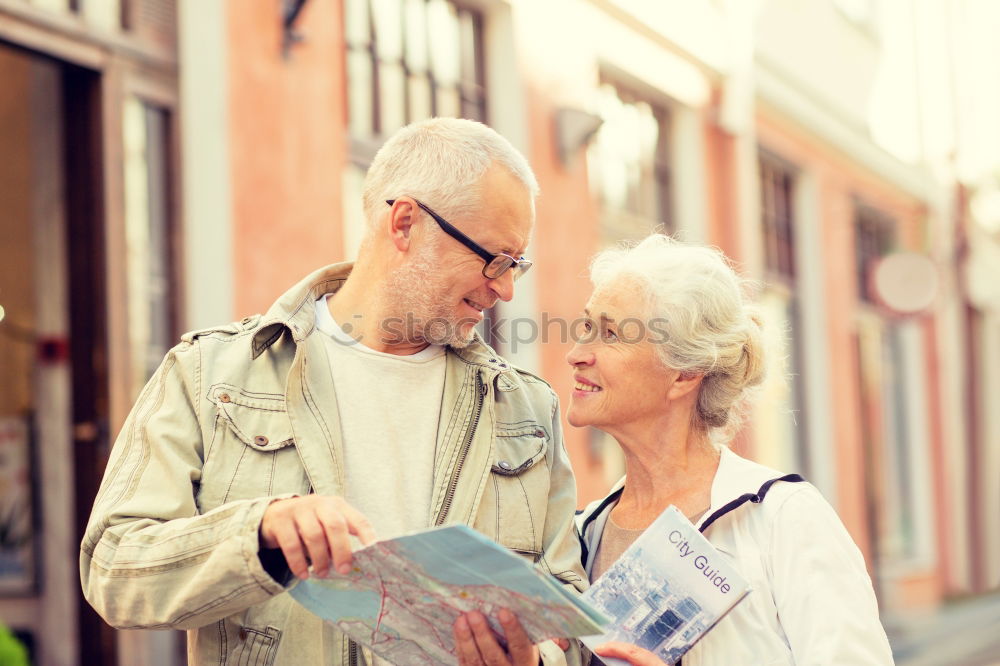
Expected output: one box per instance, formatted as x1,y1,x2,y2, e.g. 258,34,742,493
453,615,484,666
497,609,534,664
259,498,293,549
315,503,354,575
467,611,510,666
296,512,332,577
274,523,309,579
338,501,377,546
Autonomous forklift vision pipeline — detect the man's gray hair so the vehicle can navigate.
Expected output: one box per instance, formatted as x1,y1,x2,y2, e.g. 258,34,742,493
361,118,539,230
589,234,767,444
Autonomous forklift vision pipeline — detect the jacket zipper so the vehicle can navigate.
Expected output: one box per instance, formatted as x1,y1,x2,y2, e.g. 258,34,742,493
434,374,486,526
349,639,358,666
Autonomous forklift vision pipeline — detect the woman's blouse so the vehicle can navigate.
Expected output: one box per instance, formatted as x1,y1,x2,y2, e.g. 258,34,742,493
576,448,894,666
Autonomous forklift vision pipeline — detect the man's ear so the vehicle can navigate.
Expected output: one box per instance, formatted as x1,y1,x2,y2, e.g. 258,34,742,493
668,371,704,401
387,199,417,252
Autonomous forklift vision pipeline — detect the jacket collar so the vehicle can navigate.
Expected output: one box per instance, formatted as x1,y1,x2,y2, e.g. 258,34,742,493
250,262,511,370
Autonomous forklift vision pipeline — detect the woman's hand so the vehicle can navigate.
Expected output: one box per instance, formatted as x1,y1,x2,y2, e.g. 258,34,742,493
593,641,667,666
453,609,540,666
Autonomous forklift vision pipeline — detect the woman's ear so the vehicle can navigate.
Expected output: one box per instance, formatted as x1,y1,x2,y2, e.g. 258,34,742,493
668,371,704,401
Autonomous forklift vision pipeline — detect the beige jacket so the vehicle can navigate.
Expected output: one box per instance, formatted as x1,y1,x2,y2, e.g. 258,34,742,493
80,263,586,665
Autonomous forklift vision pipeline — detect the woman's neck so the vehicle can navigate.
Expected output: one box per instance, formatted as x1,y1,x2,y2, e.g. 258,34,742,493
609,419,720,529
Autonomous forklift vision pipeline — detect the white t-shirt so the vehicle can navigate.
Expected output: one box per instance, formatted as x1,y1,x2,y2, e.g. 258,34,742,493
314,295,446,541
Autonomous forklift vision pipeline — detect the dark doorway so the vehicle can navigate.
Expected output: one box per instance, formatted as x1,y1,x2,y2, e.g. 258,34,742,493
62,61,118,666
0,41,117,666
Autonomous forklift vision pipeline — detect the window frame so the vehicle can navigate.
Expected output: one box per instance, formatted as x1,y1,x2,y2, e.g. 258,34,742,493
853,202,897,304
345,0,487,164
758,151,798,286
587,74,674,242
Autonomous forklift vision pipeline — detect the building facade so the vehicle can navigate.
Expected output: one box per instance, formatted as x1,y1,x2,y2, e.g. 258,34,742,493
1,0,998,663
0,0,181,663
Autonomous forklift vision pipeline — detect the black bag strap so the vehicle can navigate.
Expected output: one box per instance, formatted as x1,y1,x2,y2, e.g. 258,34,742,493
697,473,805,534
674,473,804,666
577,486,624,566
578,474,806,585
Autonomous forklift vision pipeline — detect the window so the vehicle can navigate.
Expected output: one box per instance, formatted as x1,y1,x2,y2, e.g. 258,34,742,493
343,0,499,346
341,0,486,225
852,204,929,566
854,204,896,303
754,153,808,475
856,314,928,565
123,97,176,391
587,80,672,242
81,0,122,31
121,0,178,49
759,154,796,283
345,0,485,145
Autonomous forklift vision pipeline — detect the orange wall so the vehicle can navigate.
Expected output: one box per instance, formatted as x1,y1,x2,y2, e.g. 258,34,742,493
524,83,607,506
228,2,347,317
704,91,741,258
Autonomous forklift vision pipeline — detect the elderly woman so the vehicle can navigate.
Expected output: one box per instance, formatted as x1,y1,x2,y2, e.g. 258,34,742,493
570,235,893,666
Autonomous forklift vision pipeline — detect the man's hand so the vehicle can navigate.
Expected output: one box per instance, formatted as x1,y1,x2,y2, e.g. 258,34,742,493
259,495,376,579
453,609,540,666
593,642,667,666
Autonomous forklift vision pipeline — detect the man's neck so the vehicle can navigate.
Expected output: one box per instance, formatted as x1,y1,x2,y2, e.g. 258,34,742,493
326,267,431,356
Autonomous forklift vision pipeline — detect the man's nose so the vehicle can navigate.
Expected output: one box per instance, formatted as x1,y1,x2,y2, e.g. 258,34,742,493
486,269,516,302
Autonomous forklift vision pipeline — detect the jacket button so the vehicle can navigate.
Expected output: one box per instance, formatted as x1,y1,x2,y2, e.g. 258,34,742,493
238,627,248,641
534,429,545,438
219,393,231,403
254,435,269,447
498,460,512,471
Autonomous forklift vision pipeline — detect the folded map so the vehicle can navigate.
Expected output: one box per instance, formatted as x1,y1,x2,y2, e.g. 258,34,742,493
289,524,609,665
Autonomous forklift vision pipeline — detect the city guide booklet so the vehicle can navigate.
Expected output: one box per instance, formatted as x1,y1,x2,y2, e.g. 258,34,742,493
288,524,609,665
582,505,751,666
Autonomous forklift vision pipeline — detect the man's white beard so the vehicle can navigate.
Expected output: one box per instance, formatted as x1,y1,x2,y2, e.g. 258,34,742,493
384,243,477,348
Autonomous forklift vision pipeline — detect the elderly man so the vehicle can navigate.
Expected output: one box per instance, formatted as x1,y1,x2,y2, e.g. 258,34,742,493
81,118,585,665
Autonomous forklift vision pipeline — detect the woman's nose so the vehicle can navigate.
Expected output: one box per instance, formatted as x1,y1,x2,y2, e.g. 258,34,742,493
566,341,594,366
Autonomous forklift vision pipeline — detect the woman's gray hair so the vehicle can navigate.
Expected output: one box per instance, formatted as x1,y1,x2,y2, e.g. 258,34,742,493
589,234,766,443
361,118,539,230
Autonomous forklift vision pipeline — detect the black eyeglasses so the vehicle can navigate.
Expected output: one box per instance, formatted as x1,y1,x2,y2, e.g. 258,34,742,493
386,198,532,280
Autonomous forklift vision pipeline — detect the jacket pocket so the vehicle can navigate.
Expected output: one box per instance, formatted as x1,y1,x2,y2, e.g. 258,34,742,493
231,624,281,666
198,385,309,510
479,423,551,557
491,423,547,475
